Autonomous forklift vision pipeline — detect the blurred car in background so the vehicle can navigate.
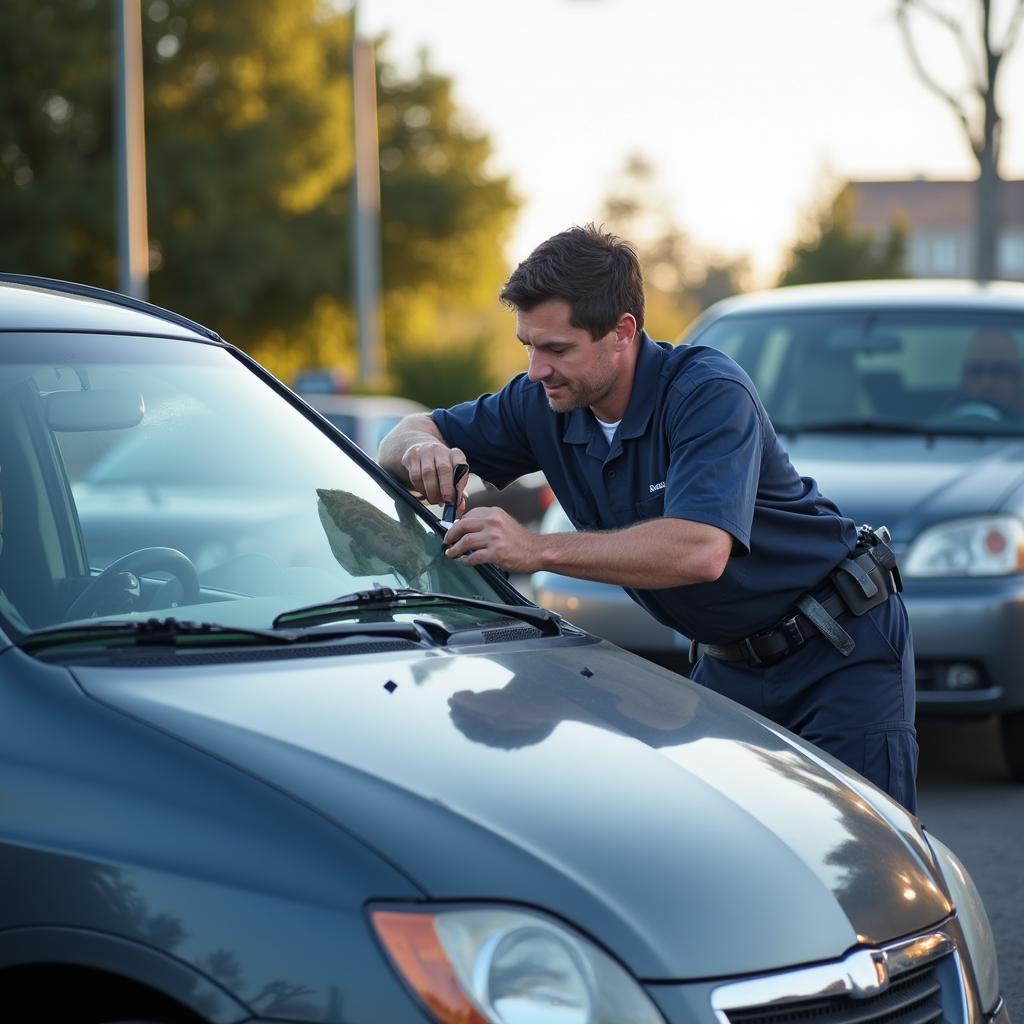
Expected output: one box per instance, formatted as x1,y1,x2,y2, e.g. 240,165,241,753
532,499,685,659
300,389,554,526
463,468,554,527
532,279,1024,782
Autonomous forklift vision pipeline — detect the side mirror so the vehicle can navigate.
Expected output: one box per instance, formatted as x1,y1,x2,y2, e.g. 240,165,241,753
45,390,145,432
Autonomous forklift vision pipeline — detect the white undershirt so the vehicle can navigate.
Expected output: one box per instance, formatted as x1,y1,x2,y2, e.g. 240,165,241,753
595,416,621,445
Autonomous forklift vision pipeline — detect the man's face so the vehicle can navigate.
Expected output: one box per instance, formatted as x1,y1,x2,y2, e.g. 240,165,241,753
517,299,619,413
962,330,1024,414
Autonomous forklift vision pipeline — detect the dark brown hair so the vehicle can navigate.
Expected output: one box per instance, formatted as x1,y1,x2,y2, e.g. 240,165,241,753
499,223,645,339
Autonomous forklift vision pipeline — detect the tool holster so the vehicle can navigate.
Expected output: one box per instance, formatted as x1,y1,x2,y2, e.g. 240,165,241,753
690,524,903,668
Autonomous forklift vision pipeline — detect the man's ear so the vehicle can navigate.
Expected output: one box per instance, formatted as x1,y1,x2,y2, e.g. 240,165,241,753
612,313,638,351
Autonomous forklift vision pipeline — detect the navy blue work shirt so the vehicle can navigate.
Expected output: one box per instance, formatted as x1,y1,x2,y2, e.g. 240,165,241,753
432,333,858,645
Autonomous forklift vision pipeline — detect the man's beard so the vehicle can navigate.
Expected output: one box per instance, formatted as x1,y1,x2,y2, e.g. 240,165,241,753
544,375,613,413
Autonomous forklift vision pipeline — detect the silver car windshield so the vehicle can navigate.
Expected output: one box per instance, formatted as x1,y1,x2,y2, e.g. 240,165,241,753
694,311,1024,436
0,333,503,639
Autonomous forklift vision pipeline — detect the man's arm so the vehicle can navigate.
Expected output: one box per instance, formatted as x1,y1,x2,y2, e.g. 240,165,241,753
378,412,467,506
443,507,732,588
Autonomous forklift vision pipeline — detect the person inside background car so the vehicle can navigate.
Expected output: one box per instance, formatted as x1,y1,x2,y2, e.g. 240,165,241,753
956,328,1024,421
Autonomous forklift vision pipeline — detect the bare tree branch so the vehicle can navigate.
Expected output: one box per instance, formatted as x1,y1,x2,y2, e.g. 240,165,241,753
911,0,986,86
1000,0,1024,56
897,0,1018,280
896,1,978,148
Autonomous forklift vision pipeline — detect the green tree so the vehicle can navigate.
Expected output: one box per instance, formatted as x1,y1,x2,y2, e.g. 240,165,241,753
374,50,519,389
388,335,495,409
0,1,519,382
778,188,908,287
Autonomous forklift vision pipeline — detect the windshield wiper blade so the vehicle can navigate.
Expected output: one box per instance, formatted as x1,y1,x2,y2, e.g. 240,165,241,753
21,616,292,652
774,419,929,436
273,586,563,636
21,615,425,653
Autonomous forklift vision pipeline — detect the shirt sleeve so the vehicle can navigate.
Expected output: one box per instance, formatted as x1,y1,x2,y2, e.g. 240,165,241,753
431,375,540,489
662,378,764,555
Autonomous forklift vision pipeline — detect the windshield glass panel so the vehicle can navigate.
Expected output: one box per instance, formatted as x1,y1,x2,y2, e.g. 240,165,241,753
0,334,504,639
693,310,1024,435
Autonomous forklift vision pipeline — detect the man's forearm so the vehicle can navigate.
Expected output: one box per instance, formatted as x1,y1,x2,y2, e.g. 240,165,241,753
445,508,732,587
534,518,730,588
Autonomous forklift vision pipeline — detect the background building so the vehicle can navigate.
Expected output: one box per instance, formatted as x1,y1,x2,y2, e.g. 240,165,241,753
843,179,1024,280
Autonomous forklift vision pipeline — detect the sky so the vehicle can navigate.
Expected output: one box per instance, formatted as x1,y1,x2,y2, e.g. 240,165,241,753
358,0,1024,286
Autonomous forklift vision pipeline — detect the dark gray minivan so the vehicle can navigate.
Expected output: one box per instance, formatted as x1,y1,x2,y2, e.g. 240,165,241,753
0,275,1008,1024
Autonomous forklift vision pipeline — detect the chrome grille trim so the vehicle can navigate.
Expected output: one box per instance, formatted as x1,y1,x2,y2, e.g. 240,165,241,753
710,931,956,1023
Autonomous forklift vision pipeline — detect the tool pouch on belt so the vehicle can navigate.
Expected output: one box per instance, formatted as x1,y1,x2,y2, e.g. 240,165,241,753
830,525,903,617
691,524,904,668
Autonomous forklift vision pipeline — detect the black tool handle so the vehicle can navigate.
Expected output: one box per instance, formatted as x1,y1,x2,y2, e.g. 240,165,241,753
440,463,469,528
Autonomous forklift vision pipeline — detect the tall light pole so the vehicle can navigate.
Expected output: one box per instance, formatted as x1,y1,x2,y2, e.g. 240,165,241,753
114,0,150,299
350,0,384,384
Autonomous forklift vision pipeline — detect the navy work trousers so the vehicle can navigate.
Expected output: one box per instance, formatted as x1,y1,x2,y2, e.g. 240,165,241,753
689,594,918,813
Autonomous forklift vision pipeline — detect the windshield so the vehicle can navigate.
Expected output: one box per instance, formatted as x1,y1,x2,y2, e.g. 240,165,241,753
692,309,1024,436
0,333,505,641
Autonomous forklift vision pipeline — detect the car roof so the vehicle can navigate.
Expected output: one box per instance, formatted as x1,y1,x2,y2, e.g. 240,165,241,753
0,274,220,341
695,278,1024,327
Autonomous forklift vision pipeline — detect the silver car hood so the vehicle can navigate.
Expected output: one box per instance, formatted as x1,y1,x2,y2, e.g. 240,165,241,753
75,637,950,980
786,434,1024,535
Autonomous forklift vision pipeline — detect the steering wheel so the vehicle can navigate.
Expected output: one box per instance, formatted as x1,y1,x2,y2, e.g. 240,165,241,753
948,400,1007,423
65,547,200,621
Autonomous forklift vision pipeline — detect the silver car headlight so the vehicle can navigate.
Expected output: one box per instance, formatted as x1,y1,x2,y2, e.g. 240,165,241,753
372,906,665,1024
928,834,1000,1011
904,515,1024,577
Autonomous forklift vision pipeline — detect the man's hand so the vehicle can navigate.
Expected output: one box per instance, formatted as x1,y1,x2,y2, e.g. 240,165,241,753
401,440,469,508
378,413,470,511
444,507,541,572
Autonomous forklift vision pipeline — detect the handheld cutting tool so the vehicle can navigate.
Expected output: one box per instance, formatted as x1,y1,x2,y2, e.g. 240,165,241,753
439,462,469,531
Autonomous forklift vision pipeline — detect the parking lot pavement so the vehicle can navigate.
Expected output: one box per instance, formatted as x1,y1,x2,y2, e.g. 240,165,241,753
916,717,1024,1019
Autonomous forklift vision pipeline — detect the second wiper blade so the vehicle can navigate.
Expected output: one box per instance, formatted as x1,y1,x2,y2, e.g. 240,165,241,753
21,615,424,653
774,418,928,435
273,586,563,636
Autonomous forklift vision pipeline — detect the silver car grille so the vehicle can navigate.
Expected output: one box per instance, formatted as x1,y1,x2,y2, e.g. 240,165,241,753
712,932,968,1024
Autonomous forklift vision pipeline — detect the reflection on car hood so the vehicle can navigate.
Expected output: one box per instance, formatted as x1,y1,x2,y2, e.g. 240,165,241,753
74,639,949,980
786,434,1024,536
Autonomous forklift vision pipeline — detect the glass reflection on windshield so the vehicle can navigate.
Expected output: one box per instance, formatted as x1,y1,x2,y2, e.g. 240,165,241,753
0,335,503,639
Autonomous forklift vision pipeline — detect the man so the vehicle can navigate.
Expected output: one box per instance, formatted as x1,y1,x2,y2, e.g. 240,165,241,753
379,224,917,811
956,328,1024,421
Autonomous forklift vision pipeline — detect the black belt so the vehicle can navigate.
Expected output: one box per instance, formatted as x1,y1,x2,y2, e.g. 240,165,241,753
691,528,902,669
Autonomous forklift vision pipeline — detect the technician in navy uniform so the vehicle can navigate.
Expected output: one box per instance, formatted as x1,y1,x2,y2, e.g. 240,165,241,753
379,224,918,812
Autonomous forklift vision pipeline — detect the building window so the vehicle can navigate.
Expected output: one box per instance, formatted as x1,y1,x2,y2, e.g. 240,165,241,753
998,233,1024,277
908,238,930,277
930,237,960,275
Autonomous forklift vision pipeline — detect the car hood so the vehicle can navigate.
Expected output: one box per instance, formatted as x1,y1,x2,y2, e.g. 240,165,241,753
74,638,949,980
786,433,1024,537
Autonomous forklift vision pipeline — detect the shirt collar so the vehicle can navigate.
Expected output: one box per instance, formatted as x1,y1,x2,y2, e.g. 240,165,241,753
561,331,663,447
618,331,662,440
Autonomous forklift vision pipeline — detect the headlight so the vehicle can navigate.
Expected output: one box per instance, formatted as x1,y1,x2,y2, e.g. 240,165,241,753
372,906,665,1024
904,515,1024,577
928,834,1000,1012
